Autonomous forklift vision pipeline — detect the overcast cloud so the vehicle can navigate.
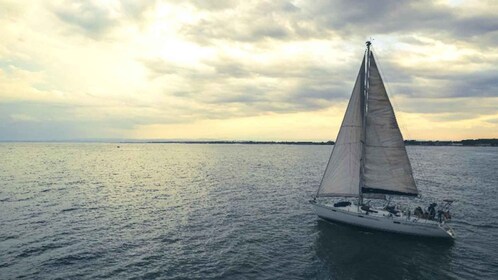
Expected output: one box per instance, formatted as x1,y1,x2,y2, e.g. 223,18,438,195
0,0,497,140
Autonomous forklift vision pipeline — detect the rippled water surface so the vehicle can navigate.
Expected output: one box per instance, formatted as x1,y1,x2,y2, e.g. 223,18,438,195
1,143,497,279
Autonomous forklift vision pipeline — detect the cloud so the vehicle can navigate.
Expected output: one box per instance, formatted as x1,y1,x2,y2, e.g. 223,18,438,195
310,0,498,43
51,0,157,39
141,51,354,117
119,0,157,21
177,0,498,46
1,0,497,140
0,99,202,141
53,1,117,37
384,69,498,99
392,96,498,124
9,113,40,122
486,117,498,124
179,0,325,44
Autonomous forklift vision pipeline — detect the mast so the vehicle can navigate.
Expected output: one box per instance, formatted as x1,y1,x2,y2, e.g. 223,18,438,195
359,41,371,206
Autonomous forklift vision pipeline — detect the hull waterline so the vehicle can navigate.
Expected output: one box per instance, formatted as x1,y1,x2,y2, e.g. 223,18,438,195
311,202,455,239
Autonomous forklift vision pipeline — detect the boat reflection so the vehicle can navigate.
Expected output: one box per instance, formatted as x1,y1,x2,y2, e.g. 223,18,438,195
314,220,455,279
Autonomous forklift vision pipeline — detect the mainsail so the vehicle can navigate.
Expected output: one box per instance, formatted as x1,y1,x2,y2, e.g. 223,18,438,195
317,48,418,198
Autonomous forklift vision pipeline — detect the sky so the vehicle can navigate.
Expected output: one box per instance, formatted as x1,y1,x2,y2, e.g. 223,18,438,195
1,0,497,141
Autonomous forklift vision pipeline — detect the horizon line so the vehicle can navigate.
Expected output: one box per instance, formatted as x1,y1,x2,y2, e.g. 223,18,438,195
1,138,497,143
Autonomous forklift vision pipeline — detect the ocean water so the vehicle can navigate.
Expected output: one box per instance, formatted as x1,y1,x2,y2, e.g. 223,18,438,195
0,143,497,280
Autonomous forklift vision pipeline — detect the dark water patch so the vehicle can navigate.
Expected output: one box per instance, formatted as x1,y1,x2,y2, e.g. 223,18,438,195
140,271,162,279
66,180,86,186
153,194,171,200
0,234,19,242
84,206,102,211
45,251,102,267
14,196,34,202
155,235,181,244
454,220,498,229
98,267,127,279
60,207,80,213
16,243,65,259
37,181,57,187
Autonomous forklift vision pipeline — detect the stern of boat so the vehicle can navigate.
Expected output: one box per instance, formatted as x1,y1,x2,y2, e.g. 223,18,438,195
439,223,456,239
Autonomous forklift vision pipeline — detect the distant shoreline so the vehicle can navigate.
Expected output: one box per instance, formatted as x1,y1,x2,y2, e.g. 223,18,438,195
122,140,335,145
1,139,496,146
125,139,497,146
404,139,497,147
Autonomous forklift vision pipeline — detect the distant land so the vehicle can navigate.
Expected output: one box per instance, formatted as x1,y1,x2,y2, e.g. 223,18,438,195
124,138,498,146
125,140,336,145
404,139,498,146
1,139,496,146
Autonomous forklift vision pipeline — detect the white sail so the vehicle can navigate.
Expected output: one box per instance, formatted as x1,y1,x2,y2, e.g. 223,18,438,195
317,57,365,197
362,53,418,196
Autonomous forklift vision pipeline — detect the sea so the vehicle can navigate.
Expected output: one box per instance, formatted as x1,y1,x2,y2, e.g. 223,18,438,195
0,143,497,280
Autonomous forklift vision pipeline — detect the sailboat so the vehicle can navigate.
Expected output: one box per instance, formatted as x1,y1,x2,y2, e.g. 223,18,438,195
310,42,455,239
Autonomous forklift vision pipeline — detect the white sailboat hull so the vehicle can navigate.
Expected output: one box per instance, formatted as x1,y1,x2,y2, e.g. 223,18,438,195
311,202,454,239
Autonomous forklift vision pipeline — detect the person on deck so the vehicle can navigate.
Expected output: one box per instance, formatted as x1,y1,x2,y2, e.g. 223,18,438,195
428,203,437,220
